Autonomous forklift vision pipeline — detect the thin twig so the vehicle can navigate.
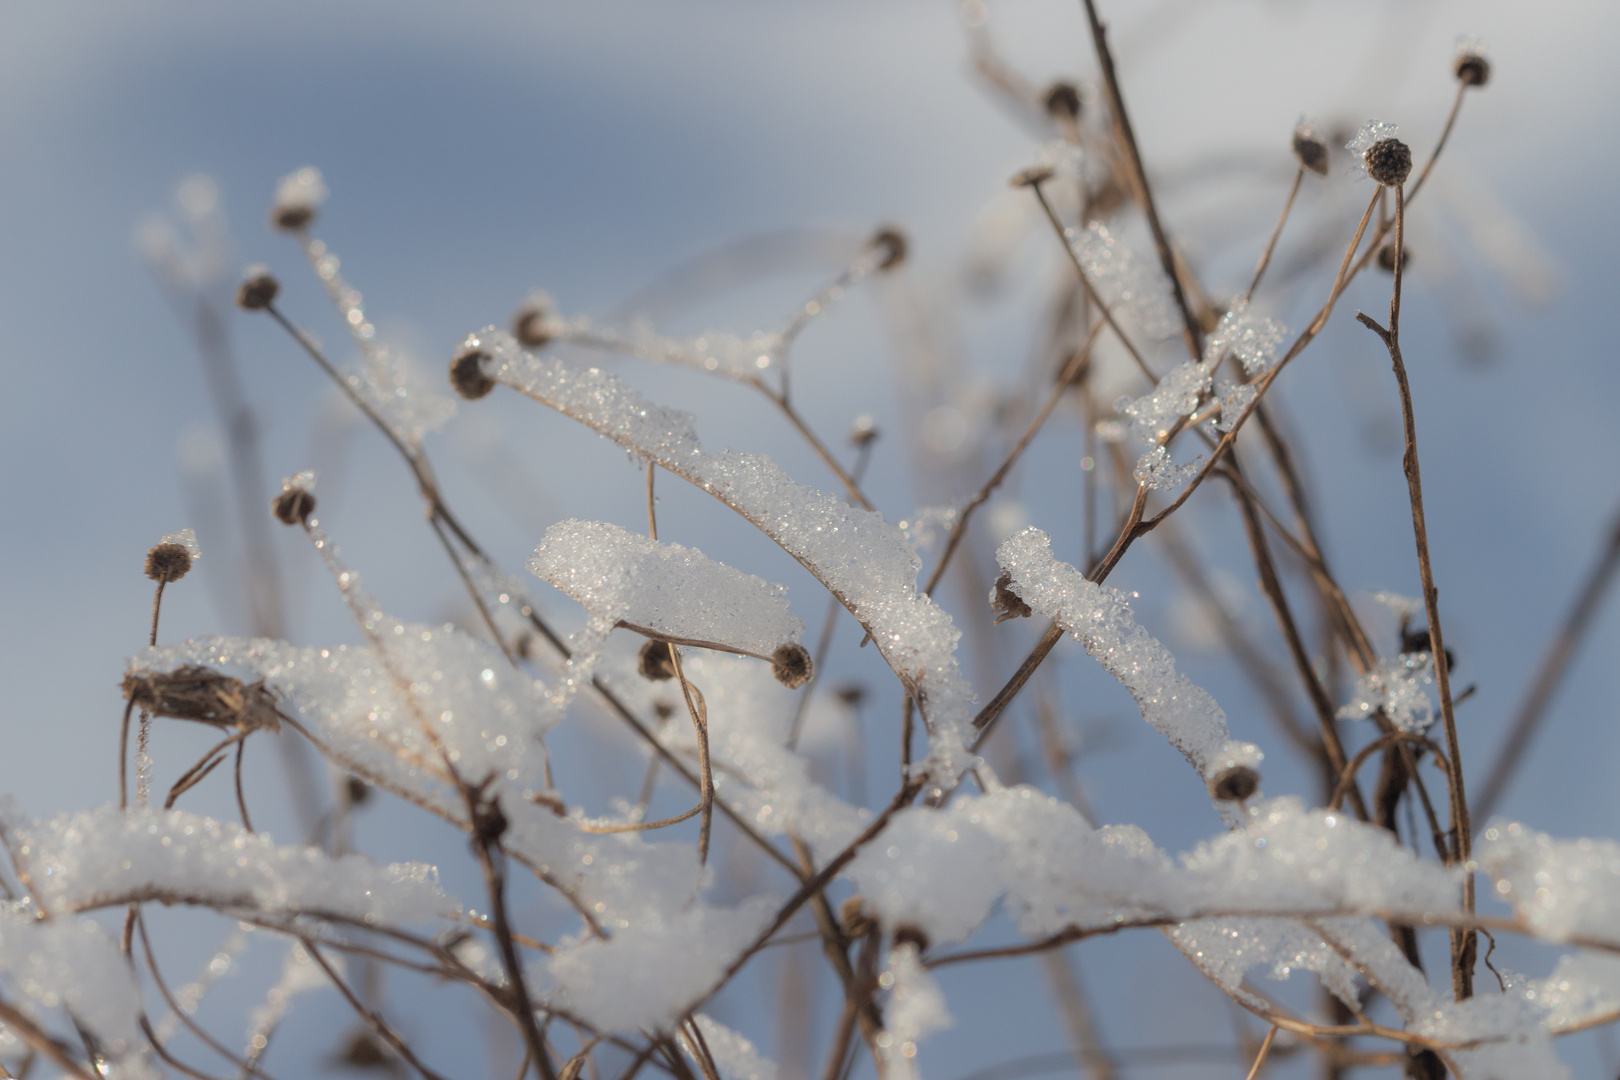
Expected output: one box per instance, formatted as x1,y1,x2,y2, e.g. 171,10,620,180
1242,1026,1278,1080
303,940,453,1080
1244,167,1304,302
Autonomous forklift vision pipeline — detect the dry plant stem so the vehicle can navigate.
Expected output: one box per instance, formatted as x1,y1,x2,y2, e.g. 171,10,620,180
0,998,97,1080
463,788,558,1080
234,739,253,831
136,915,276,1080
1474,504,1620,819
303,940,451,1080
1029,184,1155,381
1242,1026,1278,1080
1079,0,1203,360
117,699,136,810
1245,167,1304,302
924,322,1103,597
668,647,716,863
134,1015,233,1080
1329,731,1449,817
788,837,885,1068
759,385,875,511
1222,470,1368,820
1354,182,1474,1000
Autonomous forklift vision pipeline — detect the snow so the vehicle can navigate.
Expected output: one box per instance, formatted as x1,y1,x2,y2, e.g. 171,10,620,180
529,519,806,706
541,895,777,1032
873,945,951,1080
1479,822,1620,945
270,166,327,224
1063,222,1179,340
1347,120,1401,179
157,527,201,562
465,327,979,778
684,1014,779,1080
2,804,453,925
1337,652,1439,732
994,528,1262,797
0,905,145,1060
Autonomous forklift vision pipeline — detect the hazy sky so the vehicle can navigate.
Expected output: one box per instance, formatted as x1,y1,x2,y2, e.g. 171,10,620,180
2,1,1619,1076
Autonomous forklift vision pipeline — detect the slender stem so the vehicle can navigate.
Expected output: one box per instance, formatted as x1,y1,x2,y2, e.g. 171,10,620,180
303,941,453,1080
668,648,715,863
1078,0,1204,359
1474,504,1620,819
149,581,166,647
1242,1027,1278,1080
924,322,1102,597
234,739,254,832
1029,184,1156,382
1355,181,1474,999
1244,167,1304,303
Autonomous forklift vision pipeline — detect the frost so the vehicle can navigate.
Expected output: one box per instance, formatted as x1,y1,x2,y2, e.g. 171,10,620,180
538,310,785,381
1132,444,1202,491
875,945,951,1080
1064,222,1178,340
1479,823,1620,944
468,328,978,777
528,519,805,706
1337,652,1438,732
542,896,776,1032
846,798,1006,944
995,528,1260,792
157,527,201,562
271,166,327,223
1205,301,1287,379
2,804,453,924
683,1014,778,1080
1169,917,1361,1008
243,941,329,1063
350,344,456,449
1347,121,1401,180
0,905,145,1058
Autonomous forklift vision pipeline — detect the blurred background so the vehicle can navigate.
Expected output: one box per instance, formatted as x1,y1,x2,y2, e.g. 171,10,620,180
2,0,1619,1076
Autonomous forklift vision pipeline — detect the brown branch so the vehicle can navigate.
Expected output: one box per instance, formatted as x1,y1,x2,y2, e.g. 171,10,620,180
303,939,453,1080
1245,167,1304,303
1078,0,1204,359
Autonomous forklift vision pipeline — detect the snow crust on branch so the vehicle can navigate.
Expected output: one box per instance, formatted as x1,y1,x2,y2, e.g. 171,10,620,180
0,906,145,1062
1,804,452,924
994,528,1261,795
682,1014,780,1080
466,327,978,777
529,519,805,705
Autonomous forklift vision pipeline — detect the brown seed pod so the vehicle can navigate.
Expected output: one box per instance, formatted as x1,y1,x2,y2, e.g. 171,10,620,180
1363,138,1413,187
272,204,315,232
834,682,866,707
839,895,871,938
1208,764,1260,803
121,666,283,733
1043,81,1081,122
235,268,280,311
1454,52,1490,88
1375,243,1411,273
638,639,676,682
990,572,1032,625
870,227,908,272
272,487,316,526
772,643,813,689
1292,125,1329,176
449,347,496,400
144,543,193,584
512,298,553,349
1009,164,1056,189
893,925,931,954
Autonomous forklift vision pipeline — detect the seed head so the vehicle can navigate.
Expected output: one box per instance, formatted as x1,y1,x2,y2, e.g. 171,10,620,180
512,293,554,349
1375,243,1411,274
1292,121,1329,176
638,639,676,682
893,925,931,953
1009,164,1055,189
772,643,813,689
1043,82,1081,122
1454,40,1490,87
849,414,879,448
270,166,327,232
1208,763,1260,802
834,682,866,707
144,543,192,584
1363,138,1412,187
839,896,871,938
450,347,496,400
990,572,1032,625
235,266,280,311
870,227,907,272
272,488,316,526
346,776,370,805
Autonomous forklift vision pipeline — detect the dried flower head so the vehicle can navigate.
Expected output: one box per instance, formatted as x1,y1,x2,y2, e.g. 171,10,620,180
270,166,327,231
272,487,316,526
771,643,813,689
235,265,280,311
144,544,192,584
450,347,496,400
1292,120,1329,176
835,682,866,707
346,776,371,806
849,414,879,448
870,227,907,272
638,639,676,682
1454,38,1490,87
1009,164,1056,189
1043,81,1081,121
1376,243,1411,273
1347,121,1411,186
893,925,931,953
1208,763,1260,802
121,666,282,733
512,292,554,349
990,572,1032,625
